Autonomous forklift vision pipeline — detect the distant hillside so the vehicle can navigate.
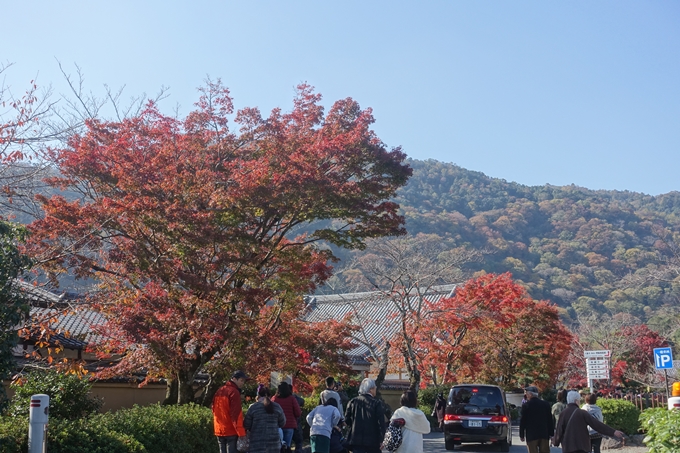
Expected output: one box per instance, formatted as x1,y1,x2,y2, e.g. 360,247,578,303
5,160,680,323
390,159,680,322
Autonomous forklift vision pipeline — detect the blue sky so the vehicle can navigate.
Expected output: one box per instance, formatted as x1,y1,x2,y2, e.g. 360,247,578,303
4,1,679,195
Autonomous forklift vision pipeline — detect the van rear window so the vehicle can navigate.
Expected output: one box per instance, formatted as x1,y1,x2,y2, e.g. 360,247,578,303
448,386,505,416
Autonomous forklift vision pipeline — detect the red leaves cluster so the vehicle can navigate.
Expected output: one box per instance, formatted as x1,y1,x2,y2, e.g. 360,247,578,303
416,273,572,390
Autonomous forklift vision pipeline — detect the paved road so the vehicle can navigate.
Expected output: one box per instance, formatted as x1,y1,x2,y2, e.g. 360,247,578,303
422,426,563,452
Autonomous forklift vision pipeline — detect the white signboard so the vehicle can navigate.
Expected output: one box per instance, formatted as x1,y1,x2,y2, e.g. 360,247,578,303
584,350,611,358
587,359,607,365
587,364,608,371
587,372,610,379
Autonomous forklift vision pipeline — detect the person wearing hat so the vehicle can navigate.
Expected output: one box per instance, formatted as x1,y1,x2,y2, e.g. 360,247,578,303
213,370,249,453
519,385,554,453
553,391,624,453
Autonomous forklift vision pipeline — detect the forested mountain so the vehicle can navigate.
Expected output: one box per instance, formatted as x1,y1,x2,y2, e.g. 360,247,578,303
387,159,680,323
6,159,680,325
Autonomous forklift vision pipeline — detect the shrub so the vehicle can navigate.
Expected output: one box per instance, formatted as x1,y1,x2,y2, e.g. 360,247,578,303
48,419,146,453
0,403,216,453
93,403,217,453
418,386,448,409
599,398,641,434
640,407,680,452
0,415,27,453
7,369,101,420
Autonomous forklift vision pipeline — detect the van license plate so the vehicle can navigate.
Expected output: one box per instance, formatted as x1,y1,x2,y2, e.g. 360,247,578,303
469,420,482,427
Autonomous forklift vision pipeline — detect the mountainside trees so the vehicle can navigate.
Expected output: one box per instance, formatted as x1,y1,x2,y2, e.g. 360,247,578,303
392,159,680,322
26,81,411,403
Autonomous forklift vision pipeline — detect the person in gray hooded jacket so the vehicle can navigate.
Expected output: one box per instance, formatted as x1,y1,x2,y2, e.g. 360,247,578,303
581,394,604,453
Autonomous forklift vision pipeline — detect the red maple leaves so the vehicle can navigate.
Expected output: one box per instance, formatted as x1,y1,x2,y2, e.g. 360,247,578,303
27,81,411,402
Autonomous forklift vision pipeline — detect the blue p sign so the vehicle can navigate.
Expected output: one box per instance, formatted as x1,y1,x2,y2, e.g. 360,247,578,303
654,347,674,370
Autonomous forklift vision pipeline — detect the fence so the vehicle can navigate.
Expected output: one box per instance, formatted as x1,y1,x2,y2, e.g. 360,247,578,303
601,392,667,411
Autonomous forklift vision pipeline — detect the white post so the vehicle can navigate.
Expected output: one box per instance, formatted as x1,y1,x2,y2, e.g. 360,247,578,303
28,394,49,453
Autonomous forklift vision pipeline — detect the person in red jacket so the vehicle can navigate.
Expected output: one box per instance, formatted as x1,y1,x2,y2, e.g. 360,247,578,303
272,382,301,453
213,370,249,453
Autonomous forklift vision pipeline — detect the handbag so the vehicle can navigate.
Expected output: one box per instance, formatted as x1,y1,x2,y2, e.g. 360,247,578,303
237,433,250,452
383,418,405,452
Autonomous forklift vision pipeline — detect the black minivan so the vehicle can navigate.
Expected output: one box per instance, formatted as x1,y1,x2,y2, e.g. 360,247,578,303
443,384,512,452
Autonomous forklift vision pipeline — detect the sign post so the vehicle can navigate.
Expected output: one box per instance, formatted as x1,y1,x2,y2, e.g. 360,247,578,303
585,350,611,393
653,347,674,398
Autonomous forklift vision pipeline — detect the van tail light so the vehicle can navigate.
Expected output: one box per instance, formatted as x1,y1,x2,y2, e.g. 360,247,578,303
490,415,508,423
444,414,462,421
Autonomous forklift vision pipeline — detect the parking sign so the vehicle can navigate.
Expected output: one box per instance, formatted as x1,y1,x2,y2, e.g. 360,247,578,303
654,347,674,370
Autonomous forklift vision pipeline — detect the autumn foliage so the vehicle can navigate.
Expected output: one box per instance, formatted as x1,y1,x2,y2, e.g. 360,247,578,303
26,81,411,403
417,273,572,390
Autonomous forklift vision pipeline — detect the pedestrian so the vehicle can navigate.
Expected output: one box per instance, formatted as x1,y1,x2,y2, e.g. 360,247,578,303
552,390,567,427
334,381,350,408
320,376,344,417
213,370,249,453
390,390,431,453
292,387,306,452
272,382,302,453
344,378,386,453
581,393,604,453
307,397,343,453
244,385,287,453
519,385,554,453
553,391,624,453
431,392,446,431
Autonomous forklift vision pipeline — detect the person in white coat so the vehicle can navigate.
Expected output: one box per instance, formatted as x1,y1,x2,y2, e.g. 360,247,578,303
390,390,431,453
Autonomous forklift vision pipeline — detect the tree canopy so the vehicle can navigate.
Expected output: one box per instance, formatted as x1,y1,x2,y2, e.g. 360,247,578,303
26,81,411,403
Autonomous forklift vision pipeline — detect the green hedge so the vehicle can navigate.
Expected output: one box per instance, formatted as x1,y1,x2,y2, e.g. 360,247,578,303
599,398,641,434
0,403,217,453
7,369,101,420
92,404,216,453
640,407,680,452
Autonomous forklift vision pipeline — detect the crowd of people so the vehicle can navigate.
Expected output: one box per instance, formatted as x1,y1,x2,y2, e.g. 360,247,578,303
521,385,624,453
213,372,634,453
211,371,431,453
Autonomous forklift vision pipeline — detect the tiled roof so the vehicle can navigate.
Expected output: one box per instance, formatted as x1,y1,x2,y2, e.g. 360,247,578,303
14,280,105,350
304,284,456,361
28,306,106,349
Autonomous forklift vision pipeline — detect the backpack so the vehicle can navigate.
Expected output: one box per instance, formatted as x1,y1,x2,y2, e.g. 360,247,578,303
383,418,405,452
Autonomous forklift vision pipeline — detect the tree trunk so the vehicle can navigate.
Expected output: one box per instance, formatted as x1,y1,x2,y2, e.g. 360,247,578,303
409,366,421,393
199,374,223,407
163,378,178,405
177,370,197,404
374,342,390,393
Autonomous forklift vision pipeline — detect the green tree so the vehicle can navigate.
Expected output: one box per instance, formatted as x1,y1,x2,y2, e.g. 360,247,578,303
0,221,32,407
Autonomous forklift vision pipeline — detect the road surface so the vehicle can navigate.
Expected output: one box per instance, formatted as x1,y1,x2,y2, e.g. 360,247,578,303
421,426,648,452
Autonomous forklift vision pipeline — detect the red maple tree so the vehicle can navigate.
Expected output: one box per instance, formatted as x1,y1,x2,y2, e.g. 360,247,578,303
27,80,411,403
417,273,572,390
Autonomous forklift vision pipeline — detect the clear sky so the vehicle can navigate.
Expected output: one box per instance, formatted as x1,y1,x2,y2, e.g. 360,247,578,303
3,1,679,195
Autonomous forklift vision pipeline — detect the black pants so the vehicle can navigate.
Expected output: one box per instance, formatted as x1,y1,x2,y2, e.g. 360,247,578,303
591,436,603,453
292,426,303,451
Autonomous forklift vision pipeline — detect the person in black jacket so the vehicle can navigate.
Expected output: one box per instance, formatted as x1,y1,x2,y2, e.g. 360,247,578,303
431,392,446,431
519,385,554,453
343,378,386,453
